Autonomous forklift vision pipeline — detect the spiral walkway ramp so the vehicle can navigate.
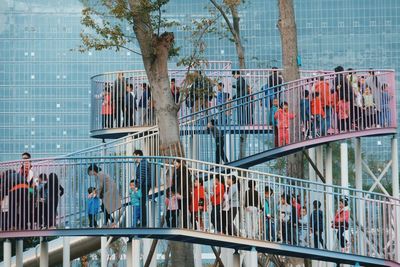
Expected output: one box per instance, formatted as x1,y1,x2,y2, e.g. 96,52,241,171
1,68,399,267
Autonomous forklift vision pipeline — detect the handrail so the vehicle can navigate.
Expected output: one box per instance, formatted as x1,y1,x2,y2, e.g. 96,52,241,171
0,156,399,262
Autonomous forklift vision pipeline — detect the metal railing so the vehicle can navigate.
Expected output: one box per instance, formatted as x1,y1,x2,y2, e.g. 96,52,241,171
1,156,399,261
90,69,396,165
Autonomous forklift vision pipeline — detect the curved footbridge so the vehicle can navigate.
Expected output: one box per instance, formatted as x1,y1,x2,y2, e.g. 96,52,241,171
1,68,399,266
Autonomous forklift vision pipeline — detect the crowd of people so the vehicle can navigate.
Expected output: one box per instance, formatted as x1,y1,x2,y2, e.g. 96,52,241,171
0,150,357,253
0,152,64,230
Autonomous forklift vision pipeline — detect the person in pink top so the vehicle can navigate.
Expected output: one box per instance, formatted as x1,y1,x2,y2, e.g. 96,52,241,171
332,198,350,251
337,99,350,132
274,101,296,146
165,188,182,227
101,84,113,128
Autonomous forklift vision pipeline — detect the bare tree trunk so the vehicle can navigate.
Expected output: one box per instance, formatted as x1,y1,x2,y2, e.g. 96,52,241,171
277,0,303,179
277,1,308,265
129,1,193,265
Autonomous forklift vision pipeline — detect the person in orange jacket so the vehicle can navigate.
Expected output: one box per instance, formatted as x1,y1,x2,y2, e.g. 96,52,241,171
191,177,206,230
210,175,225,233
274,101,296,146
310,92,326,136
332,198,350,251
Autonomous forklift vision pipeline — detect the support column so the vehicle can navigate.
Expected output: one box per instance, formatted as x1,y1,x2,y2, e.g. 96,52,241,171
249,248,257,267
354,138,364,256
127,239,132,267
392,135,400,262
325,144,334,251
16,239,23,267
132,238,141,267
233,250,240,267
101,236,107,267
143,239,156,267
40,239,49,267
3,239,11,267
340,142,349,192
193,244,202,267
63,236,70,267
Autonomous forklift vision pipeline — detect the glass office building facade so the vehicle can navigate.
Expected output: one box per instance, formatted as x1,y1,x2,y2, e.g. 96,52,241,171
1,0,399,161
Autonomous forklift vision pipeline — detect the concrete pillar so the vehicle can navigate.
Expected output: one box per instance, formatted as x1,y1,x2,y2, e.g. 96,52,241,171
16,239,23,267
193,244,202,267
63,236,70,267
325,144,334,251
3,239,11,267
391,135,400,262
101,236,107,267
132,238,141,267
340,142,349,192
249,248,257,267
233,250,241,267
127,239,132,267
354,138,364,256
220,248,235,267
40,239,49,267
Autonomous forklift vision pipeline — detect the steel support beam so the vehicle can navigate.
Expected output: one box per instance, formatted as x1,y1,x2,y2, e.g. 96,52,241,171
340,142,349,192
325,144,334,251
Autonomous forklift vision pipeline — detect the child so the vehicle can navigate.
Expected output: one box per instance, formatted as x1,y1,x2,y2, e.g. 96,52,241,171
337,98,350,132
332,198,350,252
129,179,142,227
264,186,275,241
279,193,292,244
363,86,375,128
165,188,181,227
87,187,100,228
270,98,280,147
300,90,310,139
310,92,326,137
192,177,206,230
310,200,325,249
274,101,295,146
101,85,112,128
298,206,309,247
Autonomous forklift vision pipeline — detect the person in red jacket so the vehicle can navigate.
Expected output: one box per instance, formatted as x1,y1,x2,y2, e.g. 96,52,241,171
210,175,225,233
332,198,350,251
274,101,295,146
191,177,206,230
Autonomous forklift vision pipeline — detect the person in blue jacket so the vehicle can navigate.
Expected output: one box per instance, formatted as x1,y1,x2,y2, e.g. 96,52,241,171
87,187,100,228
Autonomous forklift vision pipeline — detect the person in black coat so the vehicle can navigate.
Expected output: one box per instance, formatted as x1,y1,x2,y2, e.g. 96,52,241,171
171,159,192,229
232,70,248,125
8,171,30,230
43,173,64,228
125,84,136,127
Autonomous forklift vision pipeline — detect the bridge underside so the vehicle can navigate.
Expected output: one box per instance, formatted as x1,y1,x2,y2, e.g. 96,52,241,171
3,228,397,267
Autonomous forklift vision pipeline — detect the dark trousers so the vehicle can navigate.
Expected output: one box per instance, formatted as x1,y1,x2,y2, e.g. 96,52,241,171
337,226,346,248
113,107,123,127
166,210,179,227
216,140,228,164
101,203,114,225
227,207,238,235
140,194,147,227
281,221,292,244
313,230,325,249
88,214,98,228
179,198,189,228
124,109,134,127
102,114,112,128
211,204,222,232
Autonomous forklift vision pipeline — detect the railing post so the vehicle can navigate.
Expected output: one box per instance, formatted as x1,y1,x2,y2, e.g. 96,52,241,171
63,236,70,267
40,238,49,267
101,236,107,267
354,138,364,256
392,135,400,262
16,239,23,267
325,144,334,251
3,239,11,267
